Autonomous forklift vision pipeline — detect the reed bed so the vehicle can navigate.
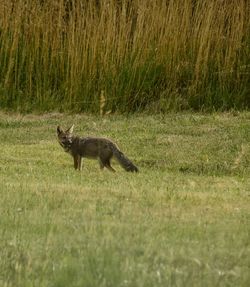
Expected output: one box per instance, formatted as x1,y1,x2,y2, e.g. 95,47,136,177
0,0,249,113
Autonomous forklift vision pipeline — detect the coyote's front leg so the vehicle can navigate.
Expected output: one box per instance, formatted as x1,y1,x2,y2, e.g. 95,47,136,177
73,155,82,170
77,156,82,171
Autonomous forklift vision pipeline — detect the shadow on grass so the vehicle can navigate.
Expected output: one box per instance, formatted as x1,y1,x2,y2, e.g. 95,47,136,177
139,159,244,176
178,163,234,176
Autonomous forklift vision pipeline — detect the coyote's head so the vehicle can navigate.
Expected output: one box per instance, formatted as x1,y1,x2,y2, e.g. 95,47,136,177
57,125,74,152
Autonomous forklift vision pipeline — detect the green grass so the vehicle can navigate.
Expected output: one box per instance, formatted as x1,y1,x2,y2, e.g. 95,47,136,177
0,112,249,287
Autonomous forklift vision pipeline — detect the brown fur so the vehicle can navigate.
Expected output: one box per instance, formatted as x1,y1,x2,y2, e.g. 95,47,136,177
57,125,138,172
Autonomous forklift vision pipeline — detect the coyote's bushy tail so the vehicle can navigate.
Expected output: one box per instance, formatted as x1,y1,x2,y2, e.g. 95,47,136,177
110,143,139,172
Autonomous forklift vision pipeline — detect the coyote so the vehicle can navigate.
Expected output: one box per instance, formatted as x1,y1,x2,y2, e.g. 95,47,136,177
57,125,138,172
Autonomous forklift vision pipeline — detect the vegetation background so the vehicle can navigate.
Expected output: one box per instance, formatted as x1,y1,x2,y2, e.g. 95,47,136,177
0,0,249,113
0,1,250,286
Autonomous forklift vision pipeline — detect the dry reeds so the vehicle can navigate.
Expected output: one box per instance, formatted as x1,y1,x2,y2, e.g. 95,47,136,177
0,0,249,112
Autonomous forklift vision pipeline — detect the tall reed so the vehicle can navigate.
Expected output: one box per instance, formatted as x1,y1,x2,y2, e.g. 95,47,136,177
0,0,249,112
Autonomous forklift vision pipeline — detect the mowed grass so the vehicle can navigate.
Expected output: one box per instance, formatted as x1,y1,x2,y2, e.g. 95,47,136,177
0,112,249,287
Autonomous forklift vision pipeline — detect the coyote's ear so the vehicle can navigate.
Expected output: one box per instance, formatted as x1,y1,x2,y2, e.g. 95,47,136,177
66,124,74,134
57,126,63,135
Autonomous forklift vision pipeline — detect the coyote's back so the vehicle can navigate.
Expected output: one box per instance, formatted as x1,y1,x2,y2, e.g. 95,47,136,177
57,125,138,173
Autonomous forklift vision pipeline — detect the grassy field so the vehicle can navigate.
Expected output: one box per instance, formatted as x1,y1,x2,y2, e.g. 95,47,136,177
0,111,249,287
